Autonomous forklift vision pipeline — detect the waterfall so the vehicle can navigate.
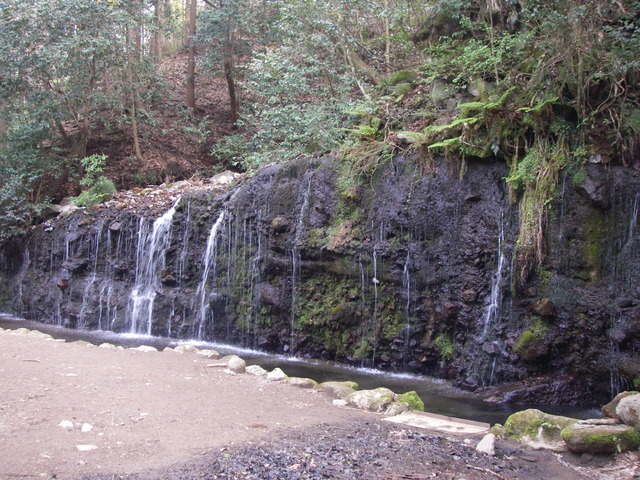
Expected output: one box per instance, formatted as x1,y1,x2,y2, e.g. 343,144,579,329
401,249,413,369
289,175,313,352
128,198,181,335
195,209,226,339
370,246,380,365
78,219,104,329
480,215,505,341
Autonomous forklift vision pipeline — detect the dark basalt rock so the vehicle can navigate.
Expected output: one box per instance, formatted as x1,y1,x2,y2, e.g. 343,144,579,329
1,156,639,405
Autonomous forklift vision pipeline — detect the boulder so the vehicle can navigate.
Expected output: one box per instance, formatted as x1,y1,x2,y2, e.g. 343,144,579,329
246,365,268,377
561,423,640,454
346,387,396,413
197,349,220,359
225,355,246,374
266,368,288,382
173,344,199,354
504,409,578,451
316,381,359,400
287,377,318,389
602,391,639,419
476,433,496,456
616,394,640,429
132,345,158,352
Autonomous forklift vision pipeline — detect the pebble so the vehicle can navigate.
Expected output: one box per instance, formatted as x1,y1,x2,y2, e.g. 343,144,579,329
76,444,98,451
58,420,74,429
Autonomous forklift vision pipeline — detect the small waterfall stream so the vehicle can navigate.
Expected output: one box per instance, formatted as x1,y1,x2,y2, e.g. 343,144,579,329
128,198,181,335
195,209,226,339
289,175,313,352
480,215,505,341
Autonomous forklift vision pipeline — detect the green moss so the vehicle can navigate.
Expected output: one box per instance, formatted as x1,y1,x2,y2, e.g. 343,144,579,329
504,409,577,442
434,333,454,361
561,426,640,454
514,318,549,356
389,70,418,86
397,391,425,411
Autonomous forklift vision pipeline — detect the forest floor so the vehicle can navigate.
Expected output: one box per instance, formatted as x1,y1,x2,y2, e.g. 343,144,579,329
1,326,638,480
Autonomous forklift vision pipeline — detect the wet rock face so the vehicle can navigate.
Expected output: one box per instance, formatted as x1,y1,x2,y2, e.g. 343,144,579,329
1,156,639,405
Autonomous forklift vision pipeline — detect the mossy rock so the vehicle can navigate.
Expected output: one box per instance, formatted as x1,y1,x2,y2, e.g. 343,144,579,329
316,381,359,399
602,391,639,418
397,391,425,412
561,423,640,454
504,409,578,451
389,70,417,86
287,377,318,389
347,387,396,413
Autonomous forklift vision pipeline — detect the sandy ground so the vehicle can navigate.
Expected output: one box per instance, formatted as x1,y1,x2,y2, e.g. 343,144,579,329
1,327,637,480
0,328,368,479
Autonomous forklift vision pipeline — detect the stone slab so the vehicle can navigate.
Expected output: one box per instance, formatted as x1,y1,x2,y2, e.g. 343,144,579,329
383,411,490,436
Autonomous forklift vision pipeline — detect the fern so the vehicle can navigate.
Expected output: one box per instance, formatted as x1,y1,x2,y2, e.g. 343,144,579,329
428,137,461,149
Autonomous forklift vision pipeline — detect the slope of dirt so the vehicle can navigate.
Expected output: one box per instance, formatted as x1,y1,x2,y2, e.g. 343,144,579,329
91,52,236,190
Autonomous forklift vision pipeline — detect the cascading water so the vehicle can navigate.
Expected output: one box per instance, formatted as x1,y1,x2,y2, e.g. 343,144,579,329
128,198,181,335
194,209,226,339
401,249,413,369
77,219,104,328
289,175,313,352
467,213,507,386
480,215,505,341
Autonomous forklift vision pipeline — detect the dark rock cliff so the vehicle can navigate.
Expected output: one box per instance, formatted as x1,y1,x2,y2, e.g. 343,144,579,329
1,156,638,405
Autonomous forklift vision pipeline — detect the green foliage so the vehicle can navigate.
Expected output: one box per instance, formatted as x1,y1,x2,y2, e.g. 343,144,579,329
514,318,549,355
434,333,454,361
72,177,115,207
79,155,108,187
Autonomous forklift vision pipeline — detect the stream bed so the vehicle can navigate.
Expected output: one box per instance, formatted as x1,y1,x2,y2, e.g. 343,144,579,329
0,314,600,425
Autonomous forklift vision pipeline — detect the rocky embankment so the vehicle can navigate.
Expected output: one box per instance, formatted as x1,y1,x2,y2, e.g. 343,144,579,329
1,156,639,406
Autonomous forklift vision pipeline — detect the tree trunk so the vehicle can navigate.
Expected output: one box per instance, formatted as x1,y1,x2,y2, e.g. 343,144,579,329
152,0,162,59
186,0,197,109
223,33,238,127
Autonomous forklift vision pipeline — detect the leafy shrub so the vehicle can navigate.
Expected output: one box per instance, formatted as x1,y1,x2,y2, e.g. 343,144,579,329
72,177,116,207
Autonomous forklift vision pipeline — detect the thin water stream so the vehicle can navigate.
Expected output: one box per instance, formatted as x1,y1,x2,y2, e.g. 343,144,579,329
0,314,599,425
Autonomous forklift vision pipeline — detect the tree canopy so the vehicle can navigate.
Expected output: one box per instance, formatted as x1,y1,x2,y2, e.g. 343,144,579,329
0,0,639,252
